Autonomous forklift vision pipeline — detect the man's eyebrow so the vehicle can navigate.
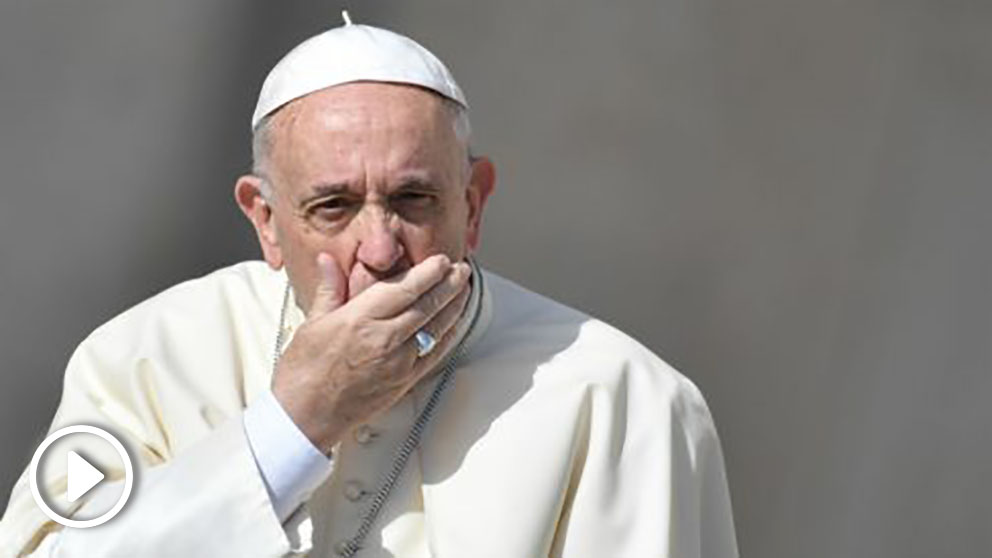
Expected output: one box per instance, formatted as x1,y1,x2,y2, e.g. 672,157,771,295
393,176,442,192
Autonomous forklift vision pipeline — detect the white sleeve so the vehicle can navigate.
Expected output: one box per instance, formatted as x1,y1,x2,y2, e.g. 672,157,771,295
44,414,318,558
243,389,334,522
2,401,330,558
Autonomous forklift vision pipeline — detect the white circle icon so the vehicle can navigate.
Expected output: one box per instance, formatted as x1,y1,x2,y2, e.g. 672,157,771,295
29,425,134,528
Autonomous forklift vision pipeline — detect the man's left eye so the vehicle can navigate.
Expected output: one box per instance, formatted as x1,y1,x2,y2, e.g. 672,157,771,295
394,192,433,205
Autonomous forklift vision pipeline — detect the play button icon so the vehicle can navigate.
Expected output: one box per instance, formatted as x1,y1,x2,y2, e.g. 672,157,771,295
66,450,106,503
29,425,133,528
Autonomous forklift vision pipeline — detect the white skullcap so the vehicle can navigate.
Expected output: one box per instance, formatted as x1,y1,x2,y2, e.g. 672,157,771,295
251,15,467,130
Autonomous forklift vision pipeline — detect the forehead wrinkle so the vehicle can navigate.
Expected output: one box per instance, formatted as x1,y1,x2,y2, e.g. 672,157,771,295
271,83,464,195
381,97,463,185
273,99,363,196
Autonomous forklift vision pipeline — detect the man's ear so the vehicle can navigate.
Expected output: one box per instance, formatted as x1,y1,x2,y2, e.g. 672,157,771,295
234,175,284,269
464,156,496,253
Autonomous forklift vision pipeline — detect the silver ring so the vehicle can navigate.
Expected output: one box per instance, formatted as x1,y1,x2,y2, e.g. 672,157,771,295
414,330,437,357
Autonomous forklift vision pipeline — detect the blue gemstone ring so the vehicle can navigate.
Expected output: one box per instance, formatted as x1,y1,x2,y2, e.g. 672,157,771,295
414,330,437,357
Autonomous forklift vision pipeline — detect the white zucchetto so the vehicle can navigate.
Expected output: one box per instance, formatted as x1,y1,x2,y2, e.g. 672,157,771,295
251,15,467,130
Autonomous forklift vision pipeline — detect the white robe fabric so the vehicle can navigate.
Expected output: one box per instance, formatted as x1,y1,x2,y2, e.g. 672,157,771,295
0,261,738,558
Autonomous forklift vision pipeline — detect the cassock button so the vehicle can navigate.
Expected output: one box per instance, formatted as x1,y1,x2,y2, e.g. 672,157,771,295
343,480,366,502
353,424,376,445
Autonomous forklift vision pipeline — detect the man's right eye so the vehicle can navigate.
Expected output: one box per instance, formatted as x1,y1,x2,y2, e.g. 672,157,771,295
306,198,355,224
315,197,356,212
317,198,347,210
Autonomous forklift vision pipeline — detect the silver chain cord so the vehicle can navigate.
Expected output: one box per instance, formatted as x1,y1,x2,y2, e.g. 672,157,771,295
271,263,484,557
271,280,293,373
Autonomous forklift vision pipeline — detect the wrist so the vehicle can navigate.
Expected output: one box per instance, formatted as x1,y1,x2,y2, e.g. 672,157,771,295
271,384,342,456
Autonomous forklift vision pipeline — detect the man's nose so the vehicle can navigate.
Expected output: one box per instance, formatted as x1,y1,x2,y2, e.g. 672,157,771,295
355,212,405,273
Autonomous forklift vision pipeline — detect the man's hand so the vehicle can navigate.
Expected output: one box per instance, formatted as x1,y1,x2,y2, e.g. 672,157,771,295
271,253,472,455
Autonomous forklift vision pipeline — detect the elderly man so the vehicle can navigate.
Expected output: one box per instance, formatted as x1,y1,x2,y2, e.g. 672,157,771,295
0,19,738,558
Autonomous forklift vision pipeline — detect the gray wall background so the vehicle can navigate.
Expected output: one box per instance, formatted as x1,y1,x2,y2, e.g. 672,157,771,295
2,1,990,557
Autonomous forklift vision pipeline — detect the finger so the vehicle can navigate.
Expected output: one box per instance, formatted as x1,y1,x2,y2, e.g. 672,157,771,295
425,283,472,342
395,283,469,366
355,253,453,318
308,252,346,318
406,296,470,382
379,287,470,407
390,267,471,346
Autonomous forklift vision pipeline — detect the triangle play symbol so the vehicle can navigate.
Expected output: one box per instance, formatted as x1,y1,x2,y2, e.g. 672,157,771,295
67,451,105,503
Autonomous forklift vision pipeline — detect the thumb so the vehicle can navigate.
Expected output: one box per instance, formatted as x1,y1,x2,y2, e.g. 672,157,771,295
309,252,346,317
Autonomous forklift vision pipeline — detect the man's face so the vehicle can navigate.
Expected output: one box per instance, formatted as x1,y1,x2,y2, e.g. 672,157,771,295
238,82,494,312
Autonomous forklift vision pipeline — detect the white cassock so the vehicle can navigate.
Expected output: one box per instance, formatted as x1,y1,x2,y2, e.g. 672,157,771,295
0,261,738,558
